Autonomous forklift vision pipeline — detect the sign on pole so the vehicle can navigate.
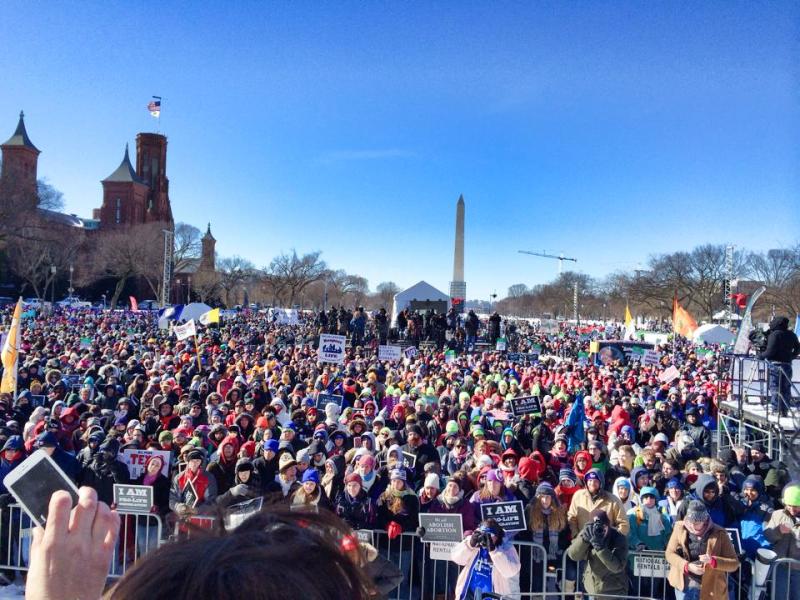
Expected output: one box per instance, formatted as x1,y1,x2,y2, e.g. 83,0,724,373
174,319,197,341
113,484,154,513
403,346,418,359
318,334,346,364
378,345,402,361
480,500,527,532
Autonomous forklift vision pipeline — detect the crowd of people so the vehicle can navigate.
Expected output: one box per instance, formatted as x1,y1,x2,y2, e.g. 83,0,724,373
0,305,797,600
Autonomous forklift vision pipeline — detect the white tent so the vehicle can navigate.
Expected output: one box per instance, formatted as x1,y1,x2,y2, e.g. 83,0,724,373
179,302,212,322
692,323,735,346
391,281,450,325
712,310,742,322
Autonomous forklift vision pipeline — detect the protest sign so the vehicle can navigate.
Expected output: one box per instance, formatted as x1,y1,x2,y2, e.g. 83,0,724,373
659,366,680,383
509,396,542,417
419,513,463,543
726,528,742,556
480,500,526,532
316,393,344,411
594,341,656,366
444,350,457,364
120,449,171,479
495,338,507,351
355,529,374,546
429,541,458,561
224,497,263,530
403,346,418,359
30,395,46,408
113,484,153,513
643,349,662,366
174,319,197,341
378,345,402,361
318,334,346,364
577,351,589,365
402,451,417,470
633,554,670,578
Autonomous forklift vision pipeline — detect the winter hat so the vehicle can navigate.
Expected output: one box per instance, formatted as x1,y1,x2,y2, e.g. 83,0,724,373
99,438,120,456
296,447,311,465
666,477,684,490
685,500,710,522
184,448,205,462
584,468,605,488
742,475,764,491
559,468,577,486
279,453,298,473
36,431,58,448
1,436,23,452
389,468,406,482
783,485,800,507
485,469,503,484
235,459,254,473
263,439,279,453
301,468,320,484
653,433,670,445
535,482,556,498
640,486,659,500
445,420,459,435
345,472,362,486
620,425,635,439
424,473,440,490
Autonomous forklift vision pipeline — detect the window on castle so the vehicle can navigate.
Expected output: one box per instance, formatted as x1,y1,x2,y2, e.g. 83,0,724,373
115,198,121,224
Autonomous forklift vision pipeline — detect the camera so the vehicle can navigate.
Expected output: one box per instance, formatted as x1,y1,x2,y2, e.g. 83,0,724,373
591,520,607,538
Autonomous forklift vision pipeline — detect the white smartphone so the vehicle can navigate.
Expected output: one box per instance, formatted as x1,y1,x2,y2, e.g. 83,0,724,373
4,449,80,528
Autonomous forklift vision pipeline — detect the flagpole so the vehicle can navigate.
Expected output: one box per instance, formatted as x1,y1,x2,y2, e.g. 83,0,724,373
194,333,202,372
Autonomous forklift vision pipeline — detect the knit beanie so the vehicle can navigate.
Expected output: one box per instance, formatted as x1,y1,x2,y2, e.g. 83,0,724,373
424,473,440,490
685,500,709,522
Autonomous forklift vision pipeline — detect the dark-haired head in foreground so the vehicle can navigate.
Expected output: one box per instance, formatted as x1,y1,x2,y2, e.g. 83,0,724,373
105,508,374,600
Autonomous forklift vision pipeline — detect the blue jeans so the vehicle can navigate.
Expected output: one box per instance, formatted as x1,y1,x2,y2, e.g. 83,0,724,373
675,586,701,600
769,362,793,415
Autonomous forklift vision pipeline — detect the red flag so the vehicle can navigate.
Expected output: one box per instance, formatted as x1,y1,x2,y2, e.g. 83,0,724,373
129,296,139,311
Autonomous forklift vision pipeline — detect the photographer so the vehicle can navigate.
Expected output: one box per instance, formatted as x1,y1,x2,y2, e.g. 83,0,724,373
451,518,521,600
567,509,629,599
757,316,800,416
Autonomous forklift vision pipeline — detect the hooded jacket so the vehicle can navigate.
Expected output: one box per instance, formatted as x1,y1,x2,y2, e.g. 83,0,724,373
759,316,800,363
677,474,743,528
739,475,773,559
451,537,521,599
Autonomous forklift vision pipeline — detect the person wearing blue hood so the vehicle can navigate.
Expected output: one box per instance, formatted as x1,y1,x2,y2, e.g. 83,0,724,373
77,430,105,468
677,473,743,528
35,430,80,482
738,475,773,560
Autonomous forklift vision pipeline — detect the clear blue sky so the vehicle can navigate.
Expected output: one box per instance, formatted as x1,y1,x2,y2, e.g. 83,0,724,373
2,2,798,301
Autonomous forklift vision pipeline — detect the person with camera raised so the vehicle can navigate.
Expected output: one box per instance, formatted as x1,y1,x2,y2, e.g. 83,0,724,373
757,316,800,416
451,518,521,600
567,508,629,600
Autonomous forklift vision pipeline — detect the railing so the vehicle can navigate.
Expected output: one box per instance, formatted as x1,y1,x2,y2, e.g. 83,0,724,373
769,558,800,600
0,504,163,580
477,594,660,600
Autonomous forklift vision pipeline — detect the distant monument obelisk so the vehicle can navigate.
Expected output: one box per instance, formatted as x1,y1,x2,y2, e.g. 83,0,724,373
449,195,466,312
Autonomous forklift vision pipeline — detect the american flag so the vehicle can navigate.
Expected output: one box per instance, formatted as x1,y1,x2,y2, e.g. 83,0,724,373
147,97,161,118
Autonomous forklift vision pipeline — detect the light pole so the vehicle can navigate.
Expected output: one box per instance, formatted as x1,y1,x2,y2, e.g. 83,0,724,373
50,265,57,305
101,293,107,310
187,276,192,304
68,264,74,297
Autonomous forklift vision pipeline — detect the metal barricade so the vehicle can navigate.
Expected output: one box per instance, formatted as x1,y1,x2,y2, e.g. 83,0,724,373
0,504,164,580
477,593,660,600
371,529,422,600
769,558,800,600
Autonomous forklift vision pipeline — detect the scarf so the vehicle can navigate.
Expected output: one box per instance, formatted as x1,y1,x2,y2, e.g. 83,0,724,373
439,490,464,508
143,472,159,487
643,506,665,537
360,470,376,492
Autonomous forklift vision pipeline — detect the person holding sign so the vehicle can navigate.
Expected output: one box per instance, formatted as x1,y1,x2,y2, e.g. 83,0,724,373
451,518,521,600
168,448,217,519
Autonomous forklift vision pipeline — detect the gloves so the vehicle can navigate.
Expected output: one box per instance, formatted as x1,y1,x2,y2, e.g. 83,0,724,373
175,503,193,517
415,526,426,538
580,522,594,543
470,529,484,548
590,528,606,550
387,521,402,540
636,543,647,552
0,494,12,509
485,533,497,552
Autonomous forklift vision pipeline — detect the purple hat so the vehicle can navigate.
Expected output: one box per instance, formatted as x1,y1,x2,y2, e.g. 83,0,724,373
485,469,503,484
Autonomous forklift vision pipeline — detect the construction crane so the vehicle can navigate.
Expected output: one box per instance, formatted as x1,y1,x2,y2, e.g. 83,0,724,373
518,250,577,274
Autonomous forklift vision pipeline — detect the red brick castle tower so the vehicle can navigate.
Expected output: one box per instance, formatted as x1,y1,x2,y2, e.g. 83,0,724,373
0,111,40,205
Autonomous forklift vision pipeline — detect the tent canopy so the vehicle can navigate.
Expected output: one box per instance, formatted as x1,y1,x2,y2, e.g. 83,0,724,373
179,302,213,322
692,323,735,346
391,281,450,325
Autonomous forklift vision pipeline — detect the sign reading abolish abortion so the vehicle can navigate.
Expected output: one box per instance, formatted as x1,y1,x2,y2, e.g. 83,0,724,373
480,501,527,532
418,514,463,543
509,396,541,417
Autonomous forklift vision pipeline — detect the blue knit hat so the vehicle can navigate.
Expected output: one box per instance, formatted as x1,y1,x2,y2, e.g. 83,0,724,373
301,468,320,484
262,439,279,453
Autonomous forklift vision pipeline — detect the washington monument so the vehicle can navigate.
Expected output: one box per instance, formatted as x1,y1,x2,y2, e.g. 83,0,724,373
449,195,466,311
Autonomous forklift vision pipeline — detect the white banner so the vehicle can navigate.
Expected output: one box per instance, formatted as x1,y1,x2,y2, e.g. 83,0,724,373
174,319,197,341
633,555,670,578
318,334,346,364
429,541,458,560
378,345,402,361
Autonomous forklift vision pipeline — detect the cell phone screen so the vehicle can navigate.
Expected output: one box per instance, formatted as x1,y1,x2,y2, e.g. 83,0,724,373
6,454,79,527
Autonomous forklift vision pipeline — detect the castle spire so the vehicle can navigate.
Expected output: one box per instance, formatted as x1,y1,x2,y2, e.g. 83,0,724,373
2,110,40,152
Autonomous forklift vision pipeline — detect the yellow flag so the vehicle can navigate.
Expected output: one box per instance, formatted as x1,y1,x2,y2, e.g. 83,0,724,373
624,304,633,328
1,299,22,395
199,307,220,325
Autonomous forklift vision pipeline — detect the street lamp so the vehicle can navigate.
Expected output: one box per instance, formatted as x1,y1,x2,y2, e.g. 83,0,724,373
68,264,74,297
187,276,192,304
50,266,57,305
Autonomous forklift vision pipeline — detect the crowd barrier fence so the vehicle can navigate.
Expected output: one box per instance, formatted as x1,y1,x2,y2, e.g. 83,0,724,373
769,558,800,600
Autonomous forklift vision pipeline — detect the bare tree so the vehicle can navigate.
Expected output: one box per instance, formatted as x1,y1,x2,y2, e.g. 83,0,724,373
87,222,165,308
507,283,528,298
173,222,202,273
375,281,400,309
748,246,800,317
264,250,326,306
217,256,255,307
